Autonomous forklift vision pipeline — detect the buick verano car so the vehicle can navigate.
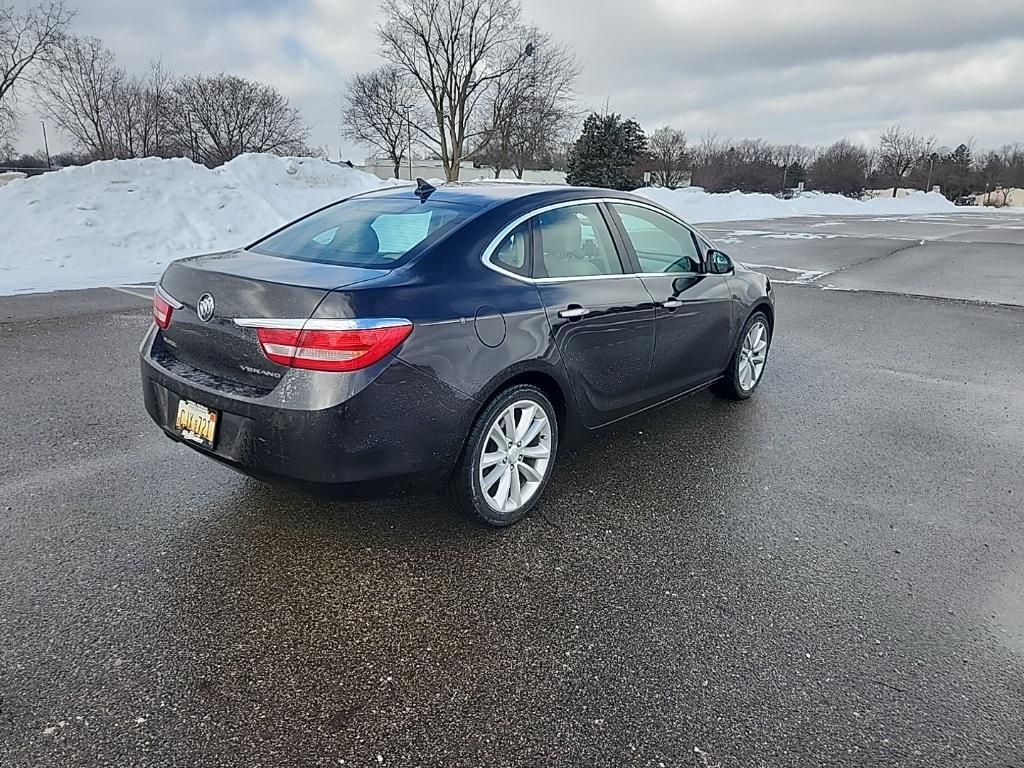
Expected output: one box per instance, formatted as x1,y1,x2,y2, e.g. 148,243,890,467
140,182,774,525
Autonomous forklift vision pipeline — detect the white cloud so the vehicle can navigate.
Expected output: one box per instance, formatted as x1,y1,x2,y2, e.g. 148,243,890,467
8,0,1024,157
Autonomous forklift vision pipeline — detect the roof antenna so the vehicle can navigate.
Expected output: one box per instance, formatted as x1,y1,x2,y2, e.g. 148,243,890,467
414,177,436,202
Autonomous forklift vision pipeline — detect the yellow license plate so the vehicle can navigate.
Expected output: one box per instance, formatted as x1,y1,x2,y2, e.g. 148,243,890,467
174,399,219,449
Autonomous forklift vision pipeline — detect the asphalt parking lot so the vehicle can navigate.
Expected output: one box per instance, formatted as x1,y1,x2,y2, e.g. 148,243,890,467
703,208,1024,306
2,212,1023,767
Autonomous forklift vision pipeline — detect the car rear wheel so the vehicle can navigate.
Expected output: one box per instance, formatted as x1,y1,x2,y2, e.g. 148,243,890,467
445,384,559,526
714,311,771,400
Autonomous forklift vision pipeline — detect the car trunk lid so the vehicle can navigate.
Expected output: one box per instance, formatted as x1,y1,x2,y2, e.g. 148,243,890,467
157,249,387,391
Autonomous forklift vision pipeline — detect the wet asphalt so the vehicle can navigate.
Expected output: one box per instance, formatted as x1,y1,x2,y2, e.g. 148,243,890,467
2,213,1024,767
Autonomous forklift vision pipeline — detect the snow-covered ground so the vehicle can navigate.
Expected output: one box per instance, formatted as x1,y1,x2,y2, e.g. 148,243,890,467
0,154,958,296
636,185,956,223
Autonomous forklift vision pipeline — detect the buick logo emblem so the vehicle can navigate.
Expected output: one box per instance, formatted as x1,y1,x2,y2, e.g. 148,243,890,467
196,293,215,322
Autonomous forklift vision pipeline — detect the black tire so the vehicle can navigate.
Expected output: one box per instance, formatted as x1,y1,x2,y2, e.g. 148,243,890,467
713,310,771,400
444,384,559,527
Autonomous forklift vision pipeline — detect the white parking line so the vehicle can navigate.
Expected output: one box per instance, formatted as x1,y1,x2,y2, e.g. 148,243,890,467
739,262,827,284
109,286,154,301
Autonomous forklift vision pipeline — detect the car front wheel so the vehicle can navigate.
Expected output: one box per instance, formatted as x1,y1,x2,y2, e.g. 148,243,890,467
445,384,558,526
714,311,771,400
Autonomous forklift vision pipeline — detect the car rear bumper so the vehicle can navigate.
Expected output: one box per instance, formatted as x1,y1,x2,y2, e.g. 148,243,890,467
140,332,480,497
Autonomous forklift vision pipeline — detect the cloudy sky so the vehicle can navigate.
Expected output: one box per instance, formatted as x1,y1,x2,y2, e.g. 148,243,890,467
10,0,1024,158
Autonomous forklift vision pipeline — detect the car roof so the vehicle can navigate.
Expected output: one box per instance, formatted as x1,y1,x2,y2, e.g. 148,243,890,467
360,181,656,210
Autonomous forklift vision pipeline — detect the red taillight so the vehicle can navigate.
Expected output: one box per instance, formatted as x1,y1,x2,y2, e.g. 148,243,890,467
153,292,173,329
256,322,413,372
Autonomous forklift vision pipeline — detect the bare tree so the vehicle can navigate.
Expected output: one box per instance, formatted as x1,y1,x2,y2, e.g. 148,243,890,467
340,65,420,179
169,73,310,166
692,132,727,166
35,35,124,159
733,138,777,166
647,126,689,188
475,27,578,178
378,0,532,181
0,0,73,143
993,143,1024,188
38,37,308,166
111,62,174,158
689,132,727,190
809,139,870,196
0,96,13,144
687,134,821,193
877,125,934,196
772,143,816,169
38,36,178,160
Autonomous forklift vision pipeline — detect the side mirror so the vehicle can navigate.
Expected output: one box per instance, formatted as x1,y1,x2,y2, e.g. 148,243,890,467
707,249,734,275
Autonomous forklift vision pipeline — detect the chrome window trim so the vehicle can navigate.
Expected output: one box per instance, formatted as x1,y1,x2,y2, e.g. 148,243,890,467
155,284,183,309
233,317,411,331
480,197,707,284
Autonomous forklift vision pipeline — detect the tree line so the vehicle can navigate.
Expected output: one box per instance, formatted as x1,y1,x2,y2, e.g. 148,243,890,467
3,0,579,180
3,0,1023,202
565,116,1024,202
1,0,312,166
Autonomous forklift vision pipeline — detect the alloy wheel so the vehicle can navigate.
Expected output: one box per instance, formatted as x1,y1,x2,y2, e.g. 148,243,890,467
738,320,769,391
478,399,552,514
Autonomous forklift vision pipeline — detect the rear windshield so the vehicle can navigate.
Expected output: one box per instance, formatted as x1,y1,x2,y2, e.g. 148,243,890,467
250,196,476,268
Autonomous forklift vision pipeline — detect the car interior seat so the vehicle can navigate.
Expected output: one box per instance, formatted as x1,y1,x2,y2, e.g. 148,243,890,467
334,223,381,255
538,210,601,277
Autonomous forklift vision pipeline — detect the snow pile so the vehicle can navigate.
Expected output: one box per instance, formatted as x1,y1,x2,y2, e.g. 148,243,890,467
0,155,962,296
0,171,27,187
0,154,399,295
634,186,957,223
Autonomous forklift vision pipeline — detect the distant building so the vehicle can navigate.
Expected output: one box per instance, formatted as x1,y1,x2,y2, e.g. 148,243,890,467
358,156,566,184
459,167,568,185
646,172,693,188
973,187,1023,208
863,187,935,199
359,157,453,181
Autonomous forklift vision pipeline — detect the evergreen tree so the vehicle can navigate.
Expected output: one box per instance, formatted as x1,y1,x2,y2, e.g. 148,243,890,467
566,112,648,189
938,143,975,201
946,143,973,167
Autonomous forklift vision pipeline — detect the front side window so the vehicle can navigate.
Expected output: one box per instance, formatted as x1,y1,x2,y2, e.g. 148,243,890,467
252,198,476,268
611,203,702,274
533,204,623,279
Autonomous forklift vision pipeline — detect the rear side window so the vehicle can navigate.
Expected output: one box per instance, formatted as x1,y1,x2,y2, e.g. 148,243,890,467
490,220,531,277
534,204,623,279
611,203,702,274
252,197,476,268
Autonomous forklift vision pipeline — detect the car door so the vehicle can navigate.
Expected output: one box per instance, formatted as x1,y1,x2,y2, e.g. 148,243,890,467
607,202,733,399
530,202,655,428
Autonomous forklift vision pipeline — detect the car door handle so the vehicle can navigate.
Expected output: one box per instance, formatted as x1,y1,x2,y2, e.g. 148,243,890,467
661,299,684,309
558,306,591,320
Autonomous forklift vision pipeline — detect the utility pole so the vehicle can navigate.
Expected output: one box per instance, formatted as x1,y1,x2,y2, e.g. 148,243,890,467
925,152,938,193
517,36,537,183
40,120,51,168
405,105,413,181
